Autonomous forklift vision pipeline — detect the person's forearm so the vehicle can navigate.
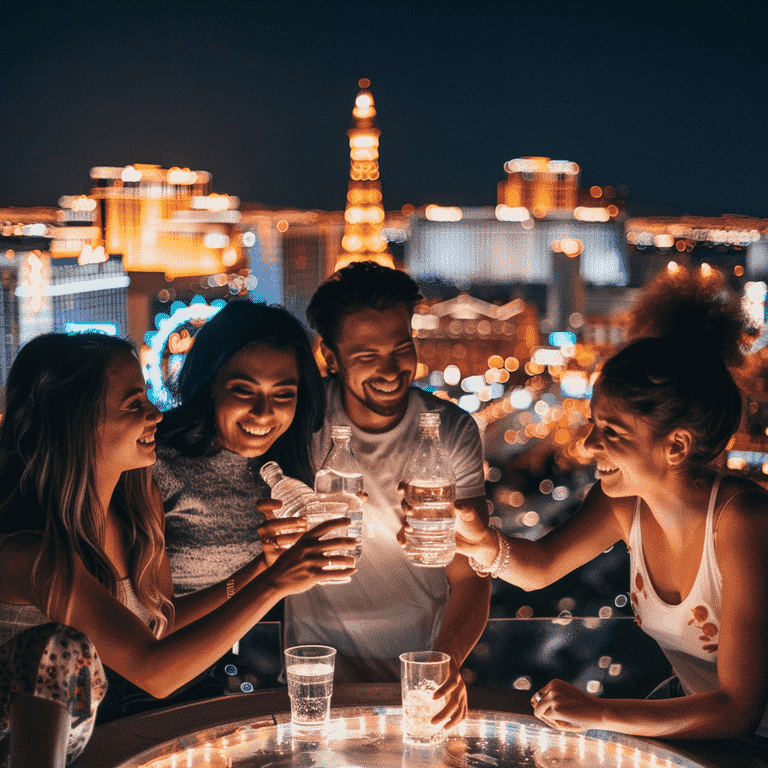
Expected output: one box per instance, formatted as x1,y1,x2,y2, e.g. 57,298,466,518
433,566,491,666
131,567,288,698
464,531,559,591
600,692,759,740
171,553,267,631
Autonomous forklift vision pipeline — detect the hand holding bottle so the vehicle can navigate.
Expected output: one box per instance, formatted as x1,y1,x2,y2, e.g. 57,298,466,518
257,500,308,566
263,518,357,594
453,501,498,569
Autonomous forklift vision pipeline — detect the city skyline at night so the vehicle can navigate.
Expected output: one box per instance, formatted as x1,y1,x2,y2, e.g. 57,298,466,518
1,1,766,219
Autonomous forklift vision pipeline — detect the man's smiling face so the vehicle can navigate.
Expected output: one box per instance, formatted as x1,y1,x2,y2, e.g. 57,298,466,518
322,305,418,433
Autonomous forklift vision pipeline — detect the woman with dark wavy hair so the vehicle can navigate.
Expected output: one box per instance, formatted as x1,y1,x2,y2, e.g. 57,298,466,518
130,300,330,708
0,332,354,766
451,267,768,747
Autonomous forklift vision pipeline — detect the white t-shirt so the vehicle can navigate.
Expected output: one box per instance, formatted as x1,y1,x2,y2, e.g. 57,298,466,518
284,380,485,682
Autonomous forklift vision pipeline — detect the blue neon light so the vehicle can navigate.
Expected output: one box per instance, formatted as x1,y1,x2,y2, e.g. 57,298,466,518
64,321,119,336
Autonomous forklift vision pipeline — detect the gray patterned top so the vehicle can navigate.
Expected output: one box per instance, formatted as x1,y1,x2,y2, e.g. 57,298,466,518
153,445,266,597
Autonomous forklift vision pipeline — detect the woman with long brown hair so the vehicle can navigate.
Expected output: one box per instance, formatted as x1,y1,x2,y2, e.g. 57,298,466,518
0,332,355,766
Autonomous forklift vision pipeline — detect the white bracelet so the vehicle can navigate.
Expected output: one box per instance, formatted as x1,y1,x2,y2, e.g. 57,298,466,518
489,530,510,579
468,527,505,577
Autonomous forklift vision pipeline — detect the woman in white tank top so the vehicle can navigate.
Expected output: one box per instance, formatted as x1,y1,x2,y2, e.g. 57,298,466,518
453,267,768,744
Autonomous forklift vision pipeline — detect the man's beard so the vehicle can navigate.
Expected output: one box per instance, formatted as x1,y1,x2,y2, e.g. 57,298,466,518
359,375,411,417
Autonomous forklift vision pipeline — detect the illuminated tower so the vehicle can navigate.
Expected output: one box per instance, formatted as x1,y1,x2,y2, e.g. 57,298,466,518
336,79,394,271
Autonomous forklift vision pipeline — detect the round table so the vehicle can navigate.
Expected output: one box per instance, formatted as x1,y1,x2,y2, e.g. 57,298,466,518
72,684,767,768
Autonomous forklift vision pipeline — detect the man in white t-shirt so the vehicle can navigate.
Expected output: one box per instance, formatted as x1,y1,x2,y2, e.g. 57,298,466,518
284,261,491,728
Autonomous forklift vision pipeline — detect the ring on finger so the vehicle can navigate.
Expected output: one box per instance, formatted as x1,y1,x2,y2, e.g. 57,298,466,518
532,691,542,706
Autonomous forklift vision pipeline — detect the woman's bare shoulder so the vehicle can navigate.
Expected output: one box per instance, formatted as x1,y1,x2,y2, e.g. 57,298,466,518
718,474,768,513
714,474,768,552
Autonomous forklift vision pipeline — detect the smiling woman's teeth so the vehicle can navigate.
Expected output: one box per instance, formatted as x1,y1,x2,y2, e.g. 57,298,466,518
242,425,272,436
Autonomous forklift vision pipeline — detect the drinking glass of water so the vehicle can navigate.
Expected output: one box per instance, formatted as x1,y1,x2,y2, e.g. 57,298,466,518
303,501,357,583
399,651,450,745
284,645,337,732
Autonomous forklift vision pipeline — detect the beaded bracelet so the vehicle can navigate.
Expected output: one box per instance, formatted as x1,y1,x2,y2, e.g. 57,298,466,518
489,530,511,579
468,527,508,578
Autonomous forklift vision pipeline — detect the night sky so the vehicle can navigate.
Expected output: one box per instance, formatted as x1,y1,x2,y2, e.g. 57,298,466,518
1,1,766,218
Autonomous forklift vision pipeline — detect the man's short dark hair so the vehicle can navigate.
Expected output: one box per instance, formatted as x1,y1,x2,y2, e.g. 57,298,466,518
307,261,423,350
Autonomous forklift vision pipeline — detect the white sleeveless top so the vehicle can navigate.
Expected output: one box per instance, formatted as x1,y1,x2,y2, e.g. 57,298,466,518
628,476,768,737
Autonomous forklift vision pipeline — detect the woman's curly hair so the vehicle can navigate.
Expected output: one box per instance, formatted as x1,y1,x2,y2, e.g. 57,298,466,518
599,266,756,477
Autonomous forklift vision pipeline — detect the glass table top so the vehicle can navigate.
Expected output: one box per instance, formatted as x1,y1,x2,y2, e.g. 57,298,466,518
120,706,725,768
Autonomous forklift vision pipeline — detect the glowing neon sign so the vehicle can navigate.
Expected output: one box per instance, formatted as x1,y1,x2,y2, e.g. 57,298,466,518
145,297,226,409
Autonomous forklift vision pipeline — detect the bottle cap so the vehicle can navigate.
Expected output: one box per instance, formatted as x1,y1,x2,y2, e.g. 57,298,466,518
331,425,353,439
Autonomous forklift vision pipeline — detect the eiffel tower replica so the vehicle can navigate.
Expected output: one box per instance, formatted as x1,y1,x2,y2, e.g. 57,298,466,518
335,79,394,271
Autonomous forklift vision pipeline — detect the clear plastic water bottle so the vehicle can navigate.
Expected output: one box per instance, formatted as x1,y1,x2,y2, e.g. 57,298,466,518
259,461,317,518
314,425,363,561
402,412,456,567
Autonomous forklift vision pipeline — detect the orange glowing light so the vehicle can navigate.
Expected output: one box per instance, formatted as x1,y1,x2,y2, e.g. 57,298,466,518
167,167,198,185
488,355,504,369
495,205,530,222
342,234,363,252
425,205,462,222
78,245,107,265
27,251,44,313
355,93,373,110
70,195,97,212
701,263,713,278
735,265,745,277
402,204,415,216
555,428,571,444
574,206,610,222
358,77,371,89
589,186,602,198
560,238,583,257
276,220,289,233
168,330,194,354
667,261,681,274
205,194,230,213
727,456,748,471
120,165,142,182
